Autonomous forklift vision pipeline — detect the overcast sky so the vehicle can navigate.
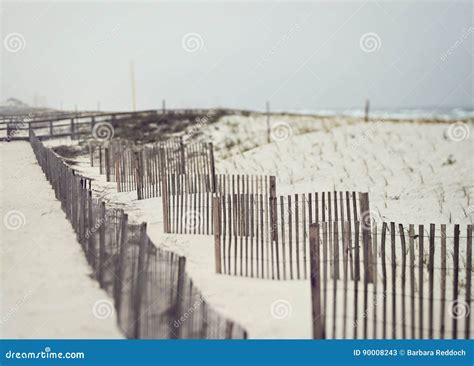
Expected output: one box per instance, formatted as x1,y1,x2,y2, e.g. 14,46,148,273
1,0,472,112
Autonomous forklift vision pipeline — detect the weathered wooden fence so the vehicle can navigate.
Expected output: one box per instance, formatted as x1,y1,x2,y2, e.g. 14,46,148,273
1,110,158,141
162,175,276,235
309,221,473,339
213,191,366,280
30,132,247,339
92,139,216,200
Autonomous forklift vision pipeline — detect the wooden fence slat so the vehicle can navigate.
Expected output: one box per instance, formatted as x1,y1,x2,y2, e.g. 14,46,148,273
465,225,472,339
440,224,446,339
452,224,460,339
390,222,396,339
332,221,338,339
428,223,435,339
381,222,387,339
418,225,424,339
213,197,222,274
309,224,323,339
409,224,415,339
372,221,378,339
343,221,350,339
399,224,407,339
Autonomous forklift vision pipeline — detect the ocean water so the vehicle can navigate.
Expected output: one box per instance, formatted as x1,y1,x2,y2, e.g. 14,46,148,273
285,107,474,121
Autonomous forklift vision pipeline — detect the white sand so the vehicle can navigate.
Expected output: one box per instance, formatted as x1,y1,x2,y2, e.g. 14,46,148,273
0,141,123,339
44,115,474,338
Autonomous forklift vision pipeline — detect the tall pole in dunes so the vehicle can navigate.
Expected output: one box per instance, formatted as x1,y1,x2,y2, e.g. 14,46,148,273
130,61,137,111
266,101,271,143
365,98,370,122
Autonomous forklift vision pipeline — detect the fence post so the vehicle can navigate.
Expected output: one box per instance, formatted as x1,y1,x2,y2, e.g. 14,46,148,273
170,256,186,339
208,143,216,193
213,197,222,273
309,223,324,339
91,116,95,133
466,225,472,339
266,101,271,143
269,176,277,242
160,149,169,233
115,211,129,319
105,147,111,182
225,321,234,339
179,137,186,174
6,122,10,141
365,99,370,122
452,224,460,339
359,192,373,283
134,151,142,200
70,118,75,139
134,222,148,338
89,142,94,167
98,201,106,287
87,193,96,269
49,120,53,136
